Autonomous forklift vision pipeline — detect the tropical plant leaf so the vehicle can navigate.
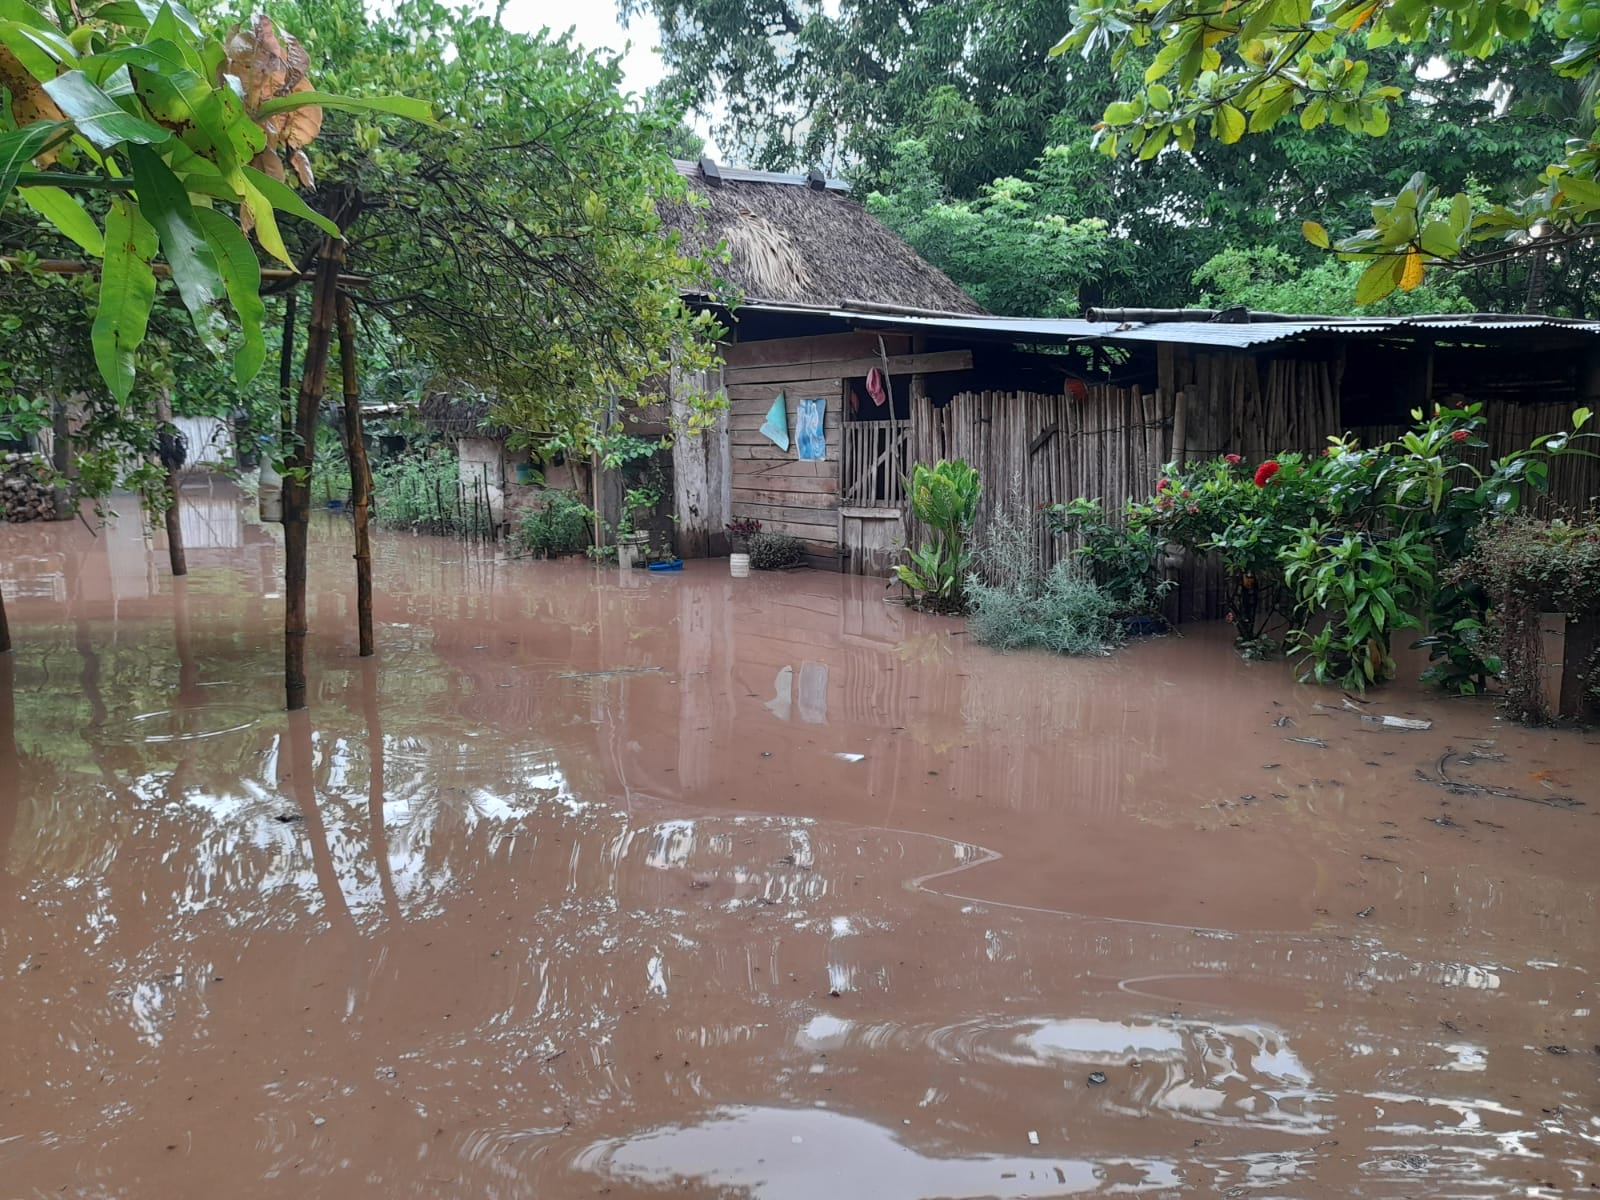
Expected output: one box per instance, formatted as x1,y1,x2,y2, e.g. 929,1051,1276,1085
18,185,105,254
92,196,158,402
254,90,436,125
42,69,173,148
129,143,228,352
0,120,68,207
192,206,266,385
242,164,337,233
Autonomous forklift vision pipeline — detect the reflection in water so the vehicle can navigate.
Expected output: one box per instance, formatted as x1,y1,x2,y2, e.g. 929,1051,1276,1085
0,499,1597,1199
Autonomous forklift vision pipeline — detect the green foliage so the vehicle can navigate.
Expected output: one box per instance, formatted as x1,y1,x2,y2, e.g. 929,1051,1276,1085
1055,0,1600,302
513,491,595,557
966,505,1121,654
0,1,421,400
370,449,468,534
748,531,806,570
867,140,1111,316
1044,496,1174,613
265,0,726,455
1130,453,1327,641
1283,526,1436,688
1193,245,1473,316
1452,512,1600,722
896,459,982,611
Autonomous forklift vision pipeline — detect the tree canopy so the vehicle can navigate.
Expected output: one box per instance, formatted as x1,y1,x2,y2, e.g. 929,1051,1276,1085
634,0,1592,312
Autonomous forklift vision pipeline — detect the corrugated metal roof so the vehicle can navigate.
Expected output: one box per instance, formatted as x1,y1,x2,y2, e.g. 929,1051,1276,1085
723,301,1600,348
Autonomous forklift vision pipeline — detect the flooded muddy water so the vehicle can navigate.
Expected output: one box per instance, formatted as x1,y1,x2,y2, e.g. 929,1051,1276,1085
1,492,1598,1198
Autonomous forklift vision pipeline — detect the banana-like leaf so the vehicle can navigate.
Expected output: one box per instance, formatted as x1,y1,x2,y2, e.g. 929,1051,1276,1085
19,185,105,254
235,168,291,265
0,120,67,206
92,196,158,401
129,143,228,353
254,89,436,125
192,206,265,386
42,69,172,148
242,162,339,236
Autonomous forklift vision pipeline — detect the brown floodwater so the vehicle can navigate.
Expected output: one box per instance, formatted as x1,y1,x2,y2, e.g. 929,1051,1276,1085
1,487,1598,1199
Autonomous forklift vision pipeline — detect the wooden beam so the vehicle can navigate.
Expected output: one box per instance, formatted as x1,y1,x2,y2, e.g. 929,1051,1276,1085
726,350,973,386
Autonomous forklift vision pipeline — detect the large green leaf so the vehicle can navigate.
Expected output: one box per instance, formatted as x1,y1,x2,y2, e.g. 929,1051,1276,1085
18,185,105,254
234,168,291,266
92,196,158,402
192,207,265,386
41,69,172,148
129,143,228,352
111,40,262,168
0,120,68,207
242,163,340,237
254,90,437,124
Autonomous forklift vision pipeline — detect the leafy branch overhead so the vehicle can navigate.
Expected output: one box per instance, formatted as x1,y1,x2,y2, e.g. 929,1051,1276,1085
1053,0,1600,301
0,0,430,400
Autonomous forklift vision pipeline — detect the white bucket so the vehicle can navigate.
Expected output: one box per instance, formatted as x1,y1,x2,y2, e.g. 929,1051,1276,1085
259,459,283,523
729,552,750,578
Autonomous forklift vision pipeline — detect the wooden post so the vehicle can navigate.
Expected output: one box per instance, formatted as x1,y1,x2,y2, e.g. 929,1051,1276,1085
283,238,341,711
0,583,9,654
336,291,375,658
154,388,187,576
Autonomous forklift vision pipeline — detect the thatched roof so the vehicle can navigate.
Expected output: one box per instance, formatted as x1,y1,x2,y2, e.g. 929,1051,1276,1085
662,159,985,317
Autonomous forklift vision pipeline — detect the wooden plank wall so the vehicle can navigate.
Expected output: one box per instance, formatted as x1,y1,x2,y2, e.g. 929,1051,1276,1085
722,332,913,555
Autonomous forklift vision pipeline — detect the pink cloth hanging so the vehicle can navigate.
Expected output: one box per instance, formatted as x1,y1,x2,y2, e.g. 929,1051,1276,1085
866,368,888,407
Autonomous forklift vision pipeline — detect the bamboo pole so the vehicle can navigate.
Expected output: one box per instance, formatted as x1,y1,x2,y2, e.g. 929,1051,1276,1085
283,237,341,711
336,291,375,658
153,388,187,577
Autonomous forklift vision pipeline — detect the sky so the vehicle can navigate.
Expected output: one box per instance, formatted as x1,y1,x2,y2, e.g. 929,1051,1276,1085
499,0,668,95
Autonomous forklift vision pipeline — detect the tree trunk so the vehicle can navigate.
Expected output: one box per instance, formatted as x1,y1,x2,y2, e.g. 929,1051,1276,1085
50,396,72,521
154,389,187,577
283,239,342,711
336,292,375,657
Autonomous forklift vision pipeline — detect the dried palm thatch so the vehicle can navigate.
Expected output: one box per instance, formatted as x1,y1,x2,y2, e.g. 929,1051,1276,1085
661,161,984,316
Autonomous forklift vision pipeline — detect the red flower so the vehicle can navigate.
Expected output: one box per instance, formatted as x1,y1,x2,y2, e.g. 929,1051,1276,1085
1187,504,1199,514
1180,488,1191,498
1450,429,1469,443
1253,460,1281,487
1156,478,1170,492
1224,453,1242,466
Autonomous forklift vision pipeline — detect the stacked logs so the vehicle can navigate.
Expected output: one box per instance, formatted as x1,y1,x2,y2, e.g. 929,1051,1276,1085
0,454,56,522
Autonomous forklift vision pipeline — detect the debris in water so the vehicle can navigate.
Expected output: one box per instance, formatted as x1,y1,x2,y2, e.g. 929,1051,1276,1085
272,813,302,824
1359,714,1433,730
1285,737,1328,748
1272,715,1295,728
556,667,662,680
1547,1045,1570,1055
311,1116,326,1127
828,989,841,998
1027,1130,1039,1145
1355,906,1375,919
1421,747,1584,809
1087,1072,1107,1086
834,753,865,763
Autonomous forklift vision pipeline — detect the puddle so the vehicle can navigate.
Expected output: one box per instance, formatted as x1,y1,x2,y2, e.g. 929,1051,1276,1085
0,498,1597,1198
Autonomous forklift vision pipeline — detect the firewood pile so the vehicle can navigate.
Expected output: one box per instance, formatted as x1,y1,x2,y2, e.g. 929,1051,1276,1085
0,454,56,522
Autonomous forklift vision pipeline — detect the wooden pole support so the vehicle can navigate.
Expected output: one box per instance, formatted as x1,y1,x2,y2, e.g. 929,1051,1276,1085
283,238,342,711
337,291,375,658
154,388,187,577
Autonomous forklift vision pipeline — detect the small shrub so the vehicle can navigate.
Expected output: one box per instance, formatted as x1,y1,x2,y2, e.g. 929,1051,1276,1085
968,563,1122,656
514,491,593,556
965,507,1120,655
749,531,806,570
726,517,761,551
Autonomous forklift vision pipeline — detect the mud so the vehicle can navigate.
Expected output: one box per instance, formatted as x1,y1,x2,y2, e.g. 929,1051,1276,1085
1,491,1598,1198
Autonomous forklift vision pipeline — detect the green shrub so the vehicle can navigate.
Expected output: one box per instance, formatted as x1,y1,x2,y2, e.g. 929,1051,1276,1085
514,491,594,556
749,531,806,570
966,507,1120,655
896,459,982,611
371,451,490,537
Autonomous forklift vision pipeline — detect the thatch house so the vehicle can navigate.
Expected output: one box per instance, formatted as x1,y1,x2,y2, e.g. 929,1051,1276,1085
663,158,989,562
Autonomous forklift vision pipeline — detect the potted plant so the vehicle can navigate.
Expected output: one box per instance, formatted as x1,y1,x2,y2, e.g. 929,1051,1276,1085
617,483,660,569
726,517,761,577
